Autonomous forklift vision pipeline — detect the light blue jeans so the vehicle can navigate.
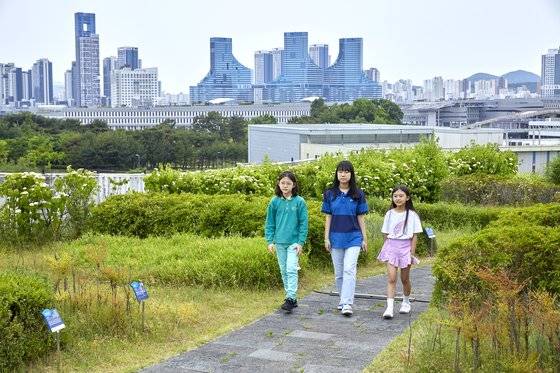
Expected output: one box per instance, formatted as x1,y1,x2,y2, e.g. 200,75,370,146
276,243,299,300
331,246,361,305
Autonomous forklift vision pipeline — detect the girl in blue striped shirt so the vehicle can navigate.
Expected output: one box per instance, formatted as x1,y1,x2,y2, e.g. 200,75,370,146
322,160,368,316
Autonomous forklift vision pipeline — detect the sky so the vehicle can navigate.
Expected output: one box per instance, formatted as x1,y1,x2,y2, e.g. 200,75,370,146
1,0,559,93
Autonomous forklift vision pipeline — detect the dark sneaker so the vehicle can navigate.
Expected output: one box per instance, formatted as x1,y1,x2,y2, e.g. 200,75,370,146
281,298,297,313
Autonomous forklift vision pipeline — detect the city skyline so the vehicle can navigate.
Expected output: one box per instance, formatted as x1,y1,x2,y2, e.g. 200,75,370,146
1,0,559,93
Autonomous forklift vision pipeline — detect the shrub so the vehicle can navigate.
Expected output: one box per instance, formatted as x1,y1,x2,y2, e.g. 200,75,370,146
144,139,451,202
490,203,560,228
58,234,303,289
368,197,501,231
447,143,517,177
0,271,55,371
433,224,560,303
441,174,560,205
545,155,560,185
90,193,327,261
0,169,97,247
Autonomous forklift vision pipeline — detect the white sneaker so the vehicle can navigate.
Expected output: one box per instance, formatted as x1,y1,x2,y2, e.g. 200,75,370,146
383,305,394,319
399,302,411,314
341,304,353,316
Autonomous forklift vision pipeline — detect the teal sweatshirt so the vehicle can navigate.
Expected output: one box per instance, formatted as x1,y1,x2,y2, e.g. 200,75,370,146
265,195,308,245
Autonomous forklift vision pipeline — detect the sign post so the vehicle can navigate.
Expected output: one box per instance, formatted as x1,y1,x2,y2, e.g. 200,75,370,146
41,308,65,372
130,281,149,331
424,227,436,256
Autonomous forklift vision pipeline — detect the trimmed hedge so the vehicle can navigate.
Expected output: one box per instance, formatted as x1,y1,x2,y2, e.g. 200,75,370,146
59,234,305,289
0,272,55,371
90,193,328,262
433,203,560,303
440,174,560,205
368,197,501,230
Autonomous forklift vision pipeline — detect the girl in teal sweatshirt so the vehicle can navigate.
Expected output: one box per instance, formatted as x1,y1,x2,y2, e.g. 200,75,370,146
265,171,308,313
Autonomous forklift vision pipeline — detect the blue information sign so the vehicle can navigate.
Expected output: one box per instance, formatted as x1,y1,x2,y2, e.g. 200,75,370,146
425,227,436,239
130,281,149,301
41,308,65,332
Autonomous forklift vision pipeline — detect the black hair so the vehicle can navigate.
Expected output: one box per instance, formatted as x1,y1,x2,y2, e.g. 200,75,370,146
275,171,299,197
389,185,416,236
325,160,362,200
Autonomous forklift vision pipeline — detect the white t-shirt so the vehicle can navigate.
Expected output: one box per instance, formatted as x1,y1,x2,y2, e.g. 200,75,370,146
381,209,423,240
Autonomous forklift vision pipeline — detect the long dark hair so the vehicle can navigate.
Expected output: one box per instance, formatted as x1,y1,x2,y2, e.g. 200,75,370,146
326,160,361,200
389,185,416,235
275,171,299,197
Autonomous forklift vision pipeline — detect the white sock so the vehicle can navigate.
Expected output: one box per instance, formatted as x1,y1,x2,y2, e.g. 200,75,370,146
403,295,410,304
387,298,394,308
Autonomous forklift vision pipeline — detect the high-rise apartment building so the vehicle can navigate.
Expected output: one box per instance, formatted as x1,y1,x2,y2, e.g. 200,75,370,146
309,44,330,68
254,50,274,84
541,47,560,97
75,12,100,106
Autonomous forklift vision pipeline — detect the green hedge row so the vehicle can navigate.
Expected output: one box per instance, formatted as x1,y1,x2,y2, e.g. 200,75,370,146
90,193,329,262
440,174,560,205
368,197,501,230
433,203,560,303
58,234,306,289
0,272,55,371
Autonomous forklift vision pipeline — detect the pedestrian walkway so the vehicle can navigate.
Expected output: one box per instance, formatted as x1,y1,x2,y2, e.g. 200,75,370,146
143,266,434,373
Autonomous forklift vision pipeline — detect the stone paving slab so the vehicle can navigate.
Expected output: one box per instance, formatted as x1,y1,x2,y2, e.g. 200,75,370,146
142,266,434,373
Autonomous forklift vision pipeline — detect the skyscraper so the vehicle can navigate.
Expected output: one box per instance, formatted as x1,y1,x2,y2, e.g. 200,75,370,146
323,38,381,101
32,58,53,104
541,47,560,97
117,47,139,69
22,70,32,101
64,69,73,105
365,67,380,82
103,56,118,106
270,48,283,81
262,32,324,102
75,12,100,107
263,33,381,102
309,44,330,68
254,50,273,84
189,37,252,103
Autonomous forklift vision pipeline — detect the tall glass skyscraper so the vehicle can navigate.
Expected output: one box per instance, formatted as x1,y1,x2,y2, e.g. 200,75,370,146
323,38,381,101
75,12,100,107
190,37,252,103
117,47,139,69
262,32,324,102
262,33,381,103
31,58,53,104
103,56,118,106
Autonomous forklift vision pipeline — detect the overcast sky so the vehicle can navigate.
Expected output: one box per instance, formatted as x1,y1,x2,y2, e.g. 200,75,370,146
1,0,559,93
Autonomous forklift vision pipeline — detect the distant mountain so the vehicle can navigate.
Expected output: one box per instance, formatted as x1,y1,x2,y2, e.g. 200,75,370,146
501,70,540,84
465,72,499,82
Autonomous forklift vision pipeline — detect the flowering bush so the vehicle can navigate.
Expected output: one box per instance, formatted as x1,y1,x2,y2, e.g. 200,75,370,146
447,143,517,177
0,167,97,247
145,139,451,202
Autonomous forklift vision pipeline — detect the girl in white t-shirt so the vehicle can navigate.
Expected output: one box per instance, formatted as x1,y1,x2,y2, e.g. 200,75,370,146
377,185,423,319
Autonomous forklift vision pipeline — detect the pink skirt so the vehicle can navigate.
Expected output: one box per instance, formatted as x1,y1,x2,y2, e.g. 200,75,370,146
377,239,418,268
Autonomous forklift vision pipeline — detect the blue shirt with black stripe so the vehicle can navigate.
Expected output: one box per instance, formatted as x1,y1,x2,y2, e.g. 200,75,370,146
321,188,368,249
